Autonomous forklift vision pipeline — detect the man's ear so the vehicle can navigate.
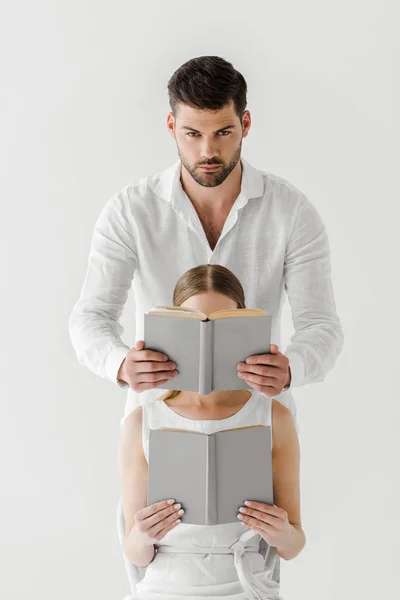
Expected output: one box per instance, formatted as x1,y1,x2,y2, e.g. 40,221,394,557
166,112,176,138
241,110,251,138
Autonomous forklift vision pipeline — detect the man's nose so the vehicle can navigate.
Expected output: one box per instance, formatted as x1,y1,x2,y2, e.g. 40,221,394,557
200,140,219,159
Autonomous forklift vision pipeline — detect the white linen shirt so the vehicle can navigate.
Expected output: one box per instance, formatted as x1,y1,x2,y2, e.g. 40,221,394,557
69,156,344,432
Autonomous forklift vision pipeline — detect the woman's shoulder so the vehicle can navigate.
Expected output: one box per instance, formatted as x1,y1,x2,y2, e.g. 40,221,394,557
119,405,145,453
271,398,298,448
271,397,292,418
119,404,148,471
121,404,143,431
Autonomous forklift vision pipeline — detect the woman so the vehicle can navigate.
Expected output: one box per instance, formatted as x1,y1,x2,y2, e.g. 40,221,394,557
118,264,305,599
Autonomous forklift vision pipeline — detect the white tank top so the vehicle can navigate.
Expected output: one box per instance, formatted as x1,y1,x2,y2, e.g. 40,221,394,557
136,390,283,600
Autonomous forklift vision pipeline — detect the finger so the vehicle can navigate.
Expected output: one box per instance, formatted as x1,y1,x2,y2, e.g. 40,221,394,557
243,516,275,537
153,515,181,540
145,503,181,530
238,372,279,387
135,340,145,350
137,371,178,384
132,348,170,362
237,364,280,379
240,507,283,528
147,507,182,538
243,501,284,518
244,353,280,366
136,361,176,373
138,499,176,521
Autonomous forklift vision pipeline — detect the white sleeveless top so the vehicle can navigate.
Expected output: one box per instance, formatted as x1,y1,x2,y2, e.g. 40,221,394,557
134,391,284,600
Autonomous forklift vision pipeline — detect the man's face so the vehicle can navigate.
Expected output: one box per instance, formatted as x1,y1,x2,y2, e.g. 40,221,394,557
167,101,250,188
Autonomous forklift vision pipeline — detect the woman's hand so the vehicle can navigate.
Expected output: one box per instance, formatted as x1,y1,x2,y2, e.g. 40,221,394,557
128,499,184,548
237,500,292,550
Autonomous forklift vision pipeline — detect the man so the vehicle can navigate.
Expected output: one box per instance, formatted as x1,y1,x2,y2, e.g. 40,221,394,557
69,55,344,590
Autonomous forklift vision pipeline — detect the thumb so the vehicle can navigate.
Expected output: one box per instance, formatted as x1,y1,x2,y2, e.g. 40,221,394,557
269,343,279,354
135,339,145,350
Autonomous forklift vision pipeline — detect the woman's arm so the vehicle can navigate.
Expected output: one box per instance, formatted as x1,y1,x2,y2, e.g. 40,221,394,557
118,406,156,567
271,399,306,560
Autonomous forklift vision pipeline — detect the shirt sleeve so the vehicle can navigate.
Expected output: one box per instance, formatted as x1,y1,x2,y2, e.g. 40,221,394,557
283,195,344,388
68,190,137,386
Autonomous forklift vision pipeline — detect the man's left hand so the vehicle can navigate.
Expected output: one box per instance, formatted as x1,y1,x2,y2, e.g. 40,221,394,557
237,344,291,396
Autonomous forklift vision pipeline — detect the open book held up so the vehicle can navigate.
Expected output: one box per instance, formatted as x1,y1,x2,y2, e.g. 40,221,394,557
147,423,273,525
144,305,272,394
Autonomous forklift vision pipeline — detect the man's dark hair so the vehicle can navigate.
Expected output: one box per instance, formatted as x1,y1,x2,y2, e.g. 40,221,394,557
167,56,247,123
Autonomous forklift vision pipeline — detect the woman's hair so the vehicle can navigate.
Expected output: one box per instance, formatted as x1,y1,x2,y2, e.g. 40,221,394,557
167,56,248,123
159,264,246,401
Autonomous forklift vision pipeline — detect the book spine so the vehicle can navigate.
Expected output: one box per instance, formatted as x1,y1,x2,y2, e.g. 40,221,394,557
205,434,217,525
199,321,213,394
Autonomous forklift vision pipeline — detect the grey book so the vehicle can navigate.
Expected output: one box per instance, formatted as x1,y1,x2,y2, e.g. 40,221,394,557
144,305,272,395
147,424,273,525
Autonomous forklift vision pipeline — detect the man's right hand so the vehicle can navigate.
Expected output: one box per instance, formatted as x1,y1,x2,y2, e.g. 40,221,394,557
117,340,177,392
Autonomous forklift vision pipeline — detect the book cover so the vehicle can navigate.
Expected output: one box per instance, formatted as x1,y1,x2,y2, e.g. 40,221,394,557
143,307,272,394
147,424,273,525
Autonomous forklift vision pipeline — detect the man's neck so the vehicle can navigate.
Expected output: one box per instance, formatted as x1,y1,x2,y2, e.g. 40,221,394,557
180,160,243,214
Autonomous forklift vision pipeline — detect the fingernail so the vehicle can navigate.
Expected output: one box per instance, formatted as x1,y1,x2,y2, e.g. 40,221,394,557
167,499,175,504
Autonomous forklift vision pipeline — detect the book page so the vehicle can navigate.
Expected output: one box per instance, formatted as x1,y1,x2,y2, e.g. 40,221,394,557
156,427,206,434
148,305,207,319
208,308,266,320
154,305,205,315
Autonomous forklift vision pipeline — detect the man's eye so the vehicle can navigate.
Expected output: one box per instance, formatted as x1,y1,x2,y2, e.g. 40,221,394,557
186,131,231,137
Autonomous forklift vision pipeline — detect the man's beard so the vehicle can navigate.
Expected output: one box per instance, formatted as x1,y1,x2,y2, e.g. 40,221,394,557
177,140,242,188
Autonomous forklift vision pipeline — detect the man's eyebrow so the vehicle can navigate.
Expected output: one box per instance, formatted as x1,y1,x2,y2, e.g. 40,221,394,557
180,125,236,134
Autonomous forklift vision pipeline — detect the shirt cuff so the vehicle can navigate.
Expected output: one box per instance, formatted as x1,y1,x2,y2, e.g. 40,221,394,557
284,350,305,388
103,345,131,387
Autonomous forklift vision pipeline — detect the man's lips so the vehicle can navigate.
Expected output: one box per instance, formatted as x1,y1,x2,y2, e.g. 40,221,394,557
199,164,221,171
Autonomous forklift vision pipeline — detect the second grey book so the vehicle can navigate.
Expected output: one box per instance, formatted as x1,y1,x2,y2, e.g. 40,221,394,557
147,423,273,526
144,305,272,394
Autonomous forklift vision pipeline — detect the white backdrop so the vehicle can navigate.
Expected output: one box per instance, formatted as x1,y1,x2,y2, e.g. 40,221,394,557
1,1,398,598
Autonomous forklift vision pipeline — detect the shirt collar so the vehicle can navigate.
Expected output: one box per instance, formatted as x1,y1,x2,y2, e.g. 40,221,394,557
154,156,265,209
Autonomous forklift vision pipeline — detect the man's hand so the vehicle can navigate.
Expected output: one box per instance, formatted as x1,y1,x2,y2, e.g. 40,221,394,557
117,340,178,392
237,343,291,396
